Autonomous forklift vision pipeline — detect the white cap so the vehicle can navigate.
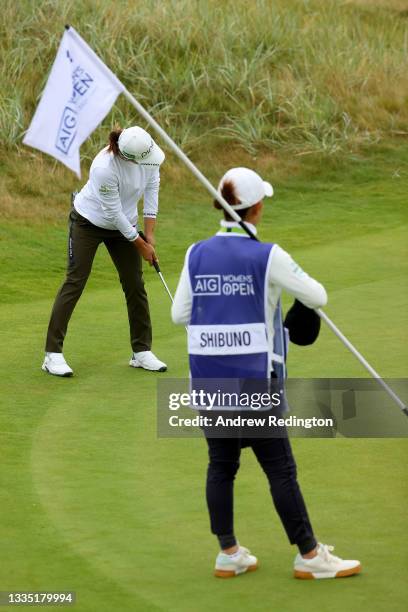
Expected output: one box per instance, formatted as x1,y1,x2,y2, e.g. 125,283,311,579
217,167,273,210
118,127,165,166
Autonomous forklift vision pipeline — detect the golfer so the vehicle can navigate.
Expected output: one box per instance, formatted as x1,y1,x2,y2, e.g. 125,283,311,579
42,126,167,376
171,167,361,579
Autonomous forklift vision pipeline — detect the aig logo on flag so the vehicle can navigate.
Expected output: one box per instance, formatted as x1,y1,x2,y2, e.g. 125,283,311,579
56,63,94,155
56,107,77,154
23,26,125,177
193,275,221,296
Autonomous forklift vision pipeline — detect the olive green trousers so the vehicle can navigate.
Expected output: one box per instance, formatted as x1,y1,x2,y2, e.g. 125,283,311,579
45,209,152,353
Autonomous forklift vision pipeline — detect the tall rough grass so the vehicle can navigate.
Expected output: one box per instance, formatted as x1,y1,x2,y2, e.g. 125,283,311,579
1,0,407,157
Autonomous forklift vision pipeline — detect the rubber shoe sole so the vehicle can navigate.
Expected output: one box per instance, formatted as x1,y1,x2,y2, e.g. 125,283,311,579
42,364,73,377
294,564,361,579
129,362,167,372
214,562,258,578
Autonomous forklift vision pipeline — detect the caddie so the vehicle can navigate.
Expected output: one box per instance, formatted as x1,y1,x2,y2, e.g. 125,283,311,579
171,167,361,579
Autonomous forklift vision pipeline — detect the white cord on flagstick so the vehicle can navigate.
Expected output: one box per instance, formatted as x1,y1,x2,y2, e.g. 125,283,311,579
121,88,407,415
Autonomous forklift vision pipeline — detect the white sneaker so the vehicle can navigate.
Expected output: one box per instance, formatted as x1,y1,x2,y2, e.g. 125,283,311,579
294,543,361,579
129,350,167,372
42,352,73,377
214,546,258,578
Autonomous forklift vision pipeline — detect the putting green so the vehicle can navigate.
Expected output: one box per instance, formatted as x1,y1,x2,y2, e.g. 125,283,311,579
1,286,407,612
0,150,407,611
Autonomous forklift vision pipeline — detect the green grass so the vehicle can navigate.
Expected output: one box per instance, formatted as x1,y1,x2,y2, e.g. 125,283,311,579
0,145,407,611
1,1,407,608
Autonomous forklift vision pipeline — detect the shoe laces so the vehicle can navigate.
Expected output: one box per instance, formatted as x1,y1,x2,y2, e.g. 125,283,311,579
49,353,66,365
318,543,341,564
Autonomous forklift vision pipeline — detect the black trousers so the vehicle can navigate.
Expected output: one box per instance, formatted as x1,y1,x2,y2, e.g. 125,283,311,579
45,209,152,353
205,435,317,555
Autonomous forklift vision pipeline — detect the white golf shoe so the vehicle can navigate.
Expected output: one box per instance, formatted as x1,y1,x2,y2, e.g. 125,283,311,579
42,352,73,377
129,350,167,372
214,546,258,578
294,543,361,579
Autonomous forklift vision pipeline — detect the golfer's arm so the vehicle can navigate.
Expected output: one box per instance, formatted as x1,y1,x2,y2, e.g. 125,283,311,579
95,168,137,241
143,217,156,239
171,247,194,325
143,170,160,220
269,245,327,308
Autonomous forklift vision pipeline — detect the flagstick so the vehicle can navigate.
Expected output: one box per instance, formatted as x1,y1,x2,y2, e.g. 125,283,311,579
317,309,407,414
121,88,407,415
122,90,256,238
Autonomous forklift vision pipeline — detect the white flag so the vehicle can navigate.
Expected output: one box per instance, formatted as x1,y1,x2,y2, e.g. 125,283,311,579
23,26,125,177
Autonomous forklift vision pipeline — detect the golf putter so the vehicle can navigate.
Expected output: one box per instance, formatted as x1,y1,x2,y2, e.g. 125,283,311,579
138,231,175,304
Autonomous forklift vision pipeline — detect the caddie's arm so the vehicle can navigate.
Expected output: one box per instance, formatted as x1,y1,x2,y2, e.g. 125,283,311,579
269,245,327,309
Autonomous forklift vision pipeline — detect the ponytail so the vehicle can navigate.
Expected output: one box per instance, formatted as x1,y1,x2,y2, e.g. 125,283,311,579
107,128,123,155
213,180,250,221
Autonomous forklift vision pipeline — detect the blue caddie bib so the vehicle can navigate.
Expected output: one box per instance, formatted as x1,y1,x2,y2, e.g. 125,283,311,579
187,232,285,381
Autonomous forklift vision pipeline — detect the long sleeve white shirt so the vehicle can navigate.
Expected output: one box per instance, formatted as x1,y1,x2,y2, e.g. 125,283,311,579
171,221,327,364
74,147,160,241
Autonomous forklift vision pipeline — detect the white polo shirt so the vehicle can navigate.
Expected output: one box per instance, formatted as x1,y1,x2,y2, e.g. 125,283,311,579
74,147,160,241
